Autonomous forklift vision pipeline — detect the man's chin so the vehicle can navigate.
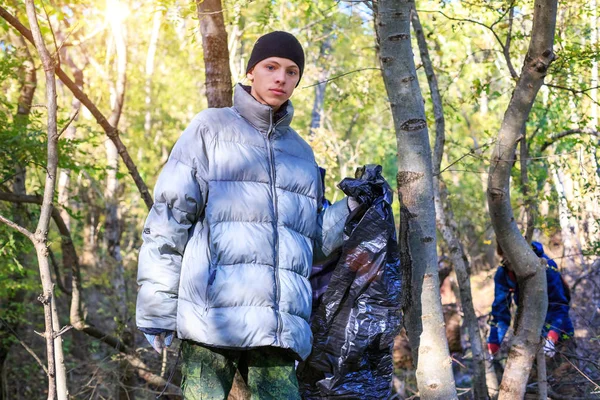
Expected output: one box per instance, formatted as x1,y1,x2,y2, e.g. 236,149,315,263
266,100,286,110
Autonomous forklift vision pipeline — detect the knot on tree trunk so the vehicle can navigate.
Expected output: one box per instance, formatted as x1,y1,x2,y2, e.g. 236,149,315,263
400,118,427,131
397,170,423,187
488,187,505,200
388,33,410,41
38,292,51,305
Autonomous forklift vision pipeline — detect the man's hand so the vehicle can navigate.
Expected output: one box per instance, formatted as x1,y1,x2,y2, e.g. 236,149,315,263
544,330,559,357
348,196,360,212
144,331,174,353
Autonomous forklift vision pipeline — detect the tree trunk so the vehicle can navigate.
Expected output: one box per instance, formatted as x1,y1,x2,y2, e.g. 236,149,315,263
374,1,457,398
486,0,558,398
196,0,232,108
25,2,66,398
536,346,547,400
411,9,491,399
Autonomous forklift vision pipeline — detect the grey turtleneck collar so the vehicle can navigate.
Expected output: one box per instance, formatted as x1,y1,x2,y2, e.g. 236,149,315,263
233,84,294,133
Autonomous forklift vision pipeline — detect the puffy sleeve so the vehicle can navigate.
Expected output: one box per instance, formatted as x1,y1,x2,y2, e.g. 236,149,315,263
136,118,210,331
312,171,349,263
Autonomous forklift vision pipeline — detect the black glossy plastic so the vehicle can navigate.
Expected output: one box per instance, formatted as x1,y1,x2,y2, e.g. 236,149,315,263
298,165,402,400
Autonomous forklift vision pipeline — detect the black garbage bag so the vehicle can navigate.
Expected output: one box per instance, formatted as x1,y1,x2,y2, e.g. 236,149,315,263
297,164,403,400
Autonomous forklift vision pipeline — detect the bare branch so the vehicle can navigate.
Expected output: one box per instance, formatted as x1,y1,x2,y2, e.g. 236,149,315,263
53,325,73,338
545,83,600,94
58,109,79,138
420,9,518,80
0,213,33,240
301,67,381,88
540,128,600,152
503,5,518,80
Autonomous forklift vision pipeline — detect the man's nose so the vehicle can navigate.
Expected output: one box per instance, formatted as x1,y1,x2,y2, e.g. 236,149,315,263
274,70,286,83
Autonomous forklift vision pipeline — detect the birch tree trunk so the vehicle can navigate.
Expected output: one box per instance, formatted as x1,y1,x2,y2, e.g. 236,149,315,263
25,2,65,398
374,1,457,398
196,0,232,108
411,10,492,399
486,0,558,398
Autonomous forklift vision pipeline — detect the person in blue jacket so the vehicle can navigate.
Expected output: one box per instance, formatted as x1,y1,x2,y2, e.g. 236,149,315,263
487,241,574,357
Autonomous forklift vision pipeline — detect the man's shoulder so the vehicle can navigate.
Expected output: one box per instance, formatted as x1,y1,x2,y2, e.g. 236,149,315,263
192,107,238,131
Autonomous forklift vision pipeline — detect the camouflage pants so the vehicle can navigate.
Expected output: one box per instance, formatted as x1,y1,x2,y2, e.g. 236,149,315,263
181,341,301,400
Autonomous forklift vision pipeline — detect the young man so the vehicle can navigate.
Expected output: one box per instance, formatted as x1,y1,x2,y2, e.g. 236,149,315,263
487,241,574,358
136,31,353,399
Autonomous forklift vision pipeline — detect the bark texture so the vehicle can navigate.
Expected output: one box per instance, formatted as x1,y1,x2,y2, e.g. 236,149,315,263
374,1,457,398
196,0,233,108
411,10,491,399
24,1,66,397
486,0,558,398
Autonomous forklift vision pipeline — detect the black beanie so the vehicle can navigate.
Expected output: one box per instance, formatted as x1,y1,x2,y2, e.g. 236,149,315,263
246,31,305,85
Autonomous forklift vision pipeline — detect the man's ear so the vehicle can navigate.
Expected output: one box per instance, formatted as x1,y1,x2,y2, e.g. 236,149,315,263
247,67,254,83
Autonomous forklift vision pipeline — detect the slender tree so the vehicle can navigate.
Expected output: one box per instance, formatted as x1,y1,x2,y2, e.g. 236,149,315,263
374,0,457,398
0,1,69,398
411,9,493,399
486,0,558,397
196,0,233,107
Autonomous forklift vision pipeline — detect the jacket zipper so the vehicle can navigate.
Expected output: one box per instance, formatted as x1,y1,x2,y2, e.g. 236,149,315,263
265,110,285,345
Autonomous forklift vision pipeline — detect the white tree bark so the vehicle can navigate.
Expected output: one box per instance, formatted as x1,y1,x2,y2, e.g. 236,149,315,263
410,9,491,399
26,1,67,398
374,1,457,398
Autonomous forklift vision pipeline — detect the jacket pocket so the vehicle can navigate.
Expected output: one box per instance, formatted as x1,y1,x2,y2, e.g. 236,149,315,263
204,267,217,314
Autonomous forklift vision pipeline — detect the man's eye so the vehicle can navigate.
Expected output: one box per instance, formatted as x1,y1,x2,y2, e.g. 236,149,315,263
266,65,275,70
288,70,297,76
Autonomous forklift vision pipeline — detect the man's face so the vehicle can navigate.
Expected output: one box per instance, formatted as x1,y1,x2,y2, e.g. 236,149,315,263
247,57,300,112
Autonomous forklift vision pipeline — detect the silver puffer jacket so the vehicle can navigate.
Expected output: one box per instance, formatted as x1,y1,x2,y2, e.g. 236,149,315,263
136,84,349,360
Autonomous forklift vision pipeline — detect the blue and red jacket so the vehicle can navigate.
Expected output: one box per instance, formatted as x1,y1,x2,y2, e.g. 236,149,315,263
487,241,574,346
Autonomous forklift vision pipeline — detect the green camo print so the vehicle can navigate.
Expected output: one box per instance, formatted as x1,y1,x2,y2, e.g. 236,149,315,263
181,341,301,400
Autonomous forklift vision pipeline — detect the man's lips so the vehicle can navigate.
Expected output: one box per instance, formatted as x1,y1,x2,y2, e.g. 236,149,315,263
269,88,286,95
